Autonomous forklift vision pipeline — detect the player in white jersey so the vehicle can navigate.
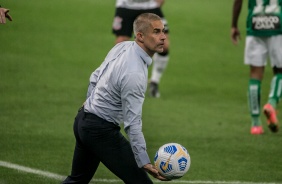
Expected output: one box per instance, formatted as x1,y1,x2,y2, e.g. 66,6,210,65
112,0,169,98
115,0,160,9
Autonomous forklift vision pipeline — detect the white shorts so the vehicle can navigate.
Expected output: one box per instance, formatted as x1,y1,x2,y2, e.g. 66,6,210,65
244,35,282,67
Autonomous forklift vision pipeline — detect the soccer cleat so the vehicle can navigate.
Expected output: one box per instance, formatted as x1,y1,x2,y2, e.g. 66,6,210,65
149,81,160,98
263,103,279,133
250,126,264,135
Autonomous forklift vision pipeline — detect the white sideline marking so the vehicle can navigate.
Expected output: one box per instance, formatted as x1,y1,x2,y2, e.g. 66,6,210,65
0,160,281,184
0,160,65,180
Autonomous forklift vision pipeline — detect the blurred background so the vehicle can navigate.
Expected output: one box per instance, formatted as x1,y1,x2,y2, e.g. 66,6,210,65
0,0,282,184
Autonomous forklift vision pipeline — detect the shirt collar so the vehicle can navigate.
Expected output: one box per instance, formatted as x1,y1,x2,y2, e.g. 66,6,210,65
133,41,152,66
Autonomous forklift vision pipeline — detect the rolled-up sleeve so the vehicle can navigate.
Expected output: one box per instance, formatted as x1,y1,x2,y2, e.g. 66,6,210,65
121,72,150,168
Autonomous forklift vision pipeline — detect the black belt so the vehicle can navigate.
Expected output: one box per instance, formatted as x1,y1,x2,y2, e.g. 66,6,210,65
81,106,119,127
84,112,105,121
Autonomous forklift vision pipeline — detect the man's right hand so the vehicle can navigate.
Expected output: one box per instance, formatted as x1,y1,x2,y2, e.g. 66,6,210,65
143,163,170,181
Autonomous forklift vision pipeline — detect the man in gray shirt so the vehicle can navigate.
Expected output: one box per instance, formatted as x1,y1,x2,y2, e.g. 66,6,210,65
62,13,168,183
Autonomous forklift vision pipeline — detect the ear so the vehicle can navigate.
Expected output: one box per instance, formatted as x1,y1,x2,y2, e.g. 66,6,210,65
136,32,144,43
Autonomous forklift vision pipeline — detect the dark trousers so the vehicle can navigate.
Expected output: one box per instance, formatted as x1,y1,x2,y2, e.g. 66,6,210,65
62,107,153,184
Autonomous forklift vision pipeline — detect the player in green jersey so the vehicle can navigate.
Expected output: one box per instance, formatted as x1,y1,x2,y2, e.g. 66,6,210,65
231,0,282,134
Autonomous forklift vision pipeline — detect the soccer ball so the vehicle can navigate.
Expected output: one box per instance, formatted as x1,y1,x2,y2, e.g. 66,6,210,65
154,143,191,180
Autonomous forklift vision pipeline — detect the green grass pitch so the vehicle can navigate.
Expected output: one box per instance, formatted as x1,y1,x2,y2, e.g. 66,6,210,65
0,0,282,183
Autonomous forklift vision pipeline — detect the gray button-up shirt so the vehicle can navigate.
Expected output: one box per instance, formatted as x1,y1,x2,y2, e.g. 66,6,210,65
84,41,152,167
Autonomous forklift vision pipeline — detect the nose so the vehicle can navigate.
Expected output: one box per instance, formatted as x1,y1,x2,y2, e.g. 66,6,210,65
161,32,166,40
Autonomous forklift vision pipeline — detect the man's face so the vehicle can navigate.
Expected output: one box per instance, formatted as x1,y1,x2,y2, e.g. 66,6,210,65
142,20,166,56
